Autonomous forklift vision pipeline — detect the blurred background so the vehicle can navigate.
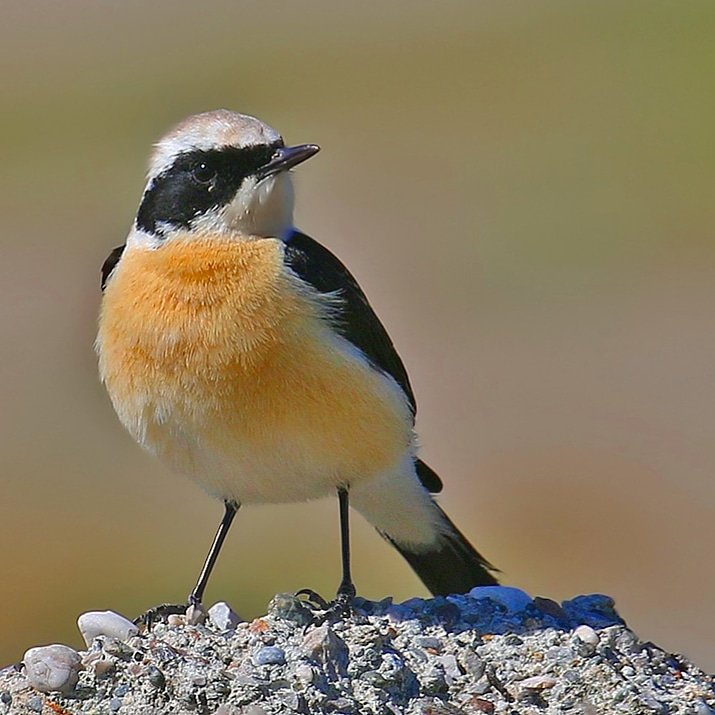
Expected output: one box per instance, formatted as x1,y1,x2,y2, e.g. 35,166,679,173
1,0,713,671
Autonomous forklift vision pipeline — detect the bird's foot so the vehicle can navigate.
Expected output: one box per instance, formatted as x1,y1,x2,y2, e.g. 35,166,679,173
294,584,358,622
295,588,331,611
134,601,207,630
331,582,357,618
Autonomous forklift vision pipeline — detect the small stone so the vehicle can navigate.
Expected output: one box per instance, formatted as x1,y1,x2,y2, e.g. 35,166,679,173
102,637,134,658
546,646,572,660
640,692,667,714
212,706,243,715
573,625,599,646
468,586,532,613
461,650,485,679
294,663,314,685
416,636,443,651
421,664,448,694
472,677,491,695
468,697,495,714
208,601,242,631
562,668,581,683
23,644,82,694
0,692,11,706
83,650,115,676
109,696,123,712
302,625,348,670
520,675,557,690
327,696,355,712
77,611,138,647
278,690,300,710
268,593,313,625
380,652,405,682
146,665,166,689
27,695,43,713
185,603,207,626
438,654,462,683
253,646,286,666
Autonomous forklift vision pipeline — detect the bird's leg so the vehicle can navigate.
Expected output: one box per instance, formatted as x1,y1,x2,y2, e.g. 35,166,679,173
135,500,240,628
189,499,240,606
336,487,356,602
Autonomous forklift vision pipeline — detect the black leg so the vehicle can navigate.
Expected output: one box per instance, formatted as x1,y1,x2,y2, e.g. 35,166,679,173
189,500,240,606
336,487,356,600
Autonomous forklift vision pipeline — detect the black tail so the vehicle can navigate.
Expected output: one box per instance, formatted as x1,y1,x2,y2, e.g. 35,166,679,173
384,503,499,596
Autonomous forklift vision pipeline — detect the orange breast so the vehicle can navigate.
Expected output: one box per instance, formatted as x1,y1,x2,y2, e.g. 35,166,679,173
97,234,413,503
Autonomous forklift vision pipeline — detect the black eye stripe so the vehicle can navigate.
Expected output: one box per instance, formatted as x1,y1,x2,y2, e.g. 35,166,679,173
174,144,281,183
136,141,282,235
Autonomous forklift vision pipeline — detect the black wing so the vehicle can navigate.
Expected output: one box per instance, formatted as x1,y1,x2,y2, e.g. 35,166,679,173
285,230,416,413
285,230,442,494
101,245,126,291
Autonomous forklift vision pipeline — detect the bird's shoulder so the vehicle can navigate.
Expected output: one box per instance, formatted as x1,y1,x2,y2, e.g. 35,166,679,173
284,229,417,417
101,245,126,291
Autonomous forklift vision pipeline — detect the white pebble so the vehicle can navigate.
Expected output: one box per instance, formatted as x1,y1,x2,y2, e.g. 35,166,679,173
186,603,207,626
573,624,599,646
208,601,242,630
520,675,557,690
23,644,82,694
294,663,315,685
77,610,138,647
468,586,533,613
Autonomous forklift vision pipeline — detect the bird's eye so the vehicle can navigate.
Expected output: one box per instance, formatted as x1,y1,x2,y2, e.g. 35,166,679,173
191,161,216,185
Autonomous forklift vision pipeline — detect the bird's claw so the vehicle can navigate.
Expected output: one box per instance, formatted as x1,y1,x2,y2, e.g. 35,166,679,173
134,601,206,629
295,588,331,611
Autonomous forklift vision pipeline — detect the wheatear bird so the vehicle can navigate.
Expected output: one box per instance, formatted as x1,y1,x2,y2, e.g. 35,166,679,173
97,109,497,607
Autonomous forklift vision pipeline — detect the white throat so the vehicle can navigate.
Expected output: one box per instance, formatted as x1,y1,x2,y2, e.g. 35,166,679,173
220,172,295,238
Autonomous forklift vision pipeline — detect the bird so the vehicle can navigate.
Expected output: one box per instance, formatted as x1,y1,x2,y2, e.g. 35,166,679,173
96,109,497,609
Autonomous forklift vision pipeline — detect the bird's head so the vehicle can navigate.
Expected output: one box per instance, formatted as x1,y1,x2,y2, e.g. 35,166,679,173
133,109,319,243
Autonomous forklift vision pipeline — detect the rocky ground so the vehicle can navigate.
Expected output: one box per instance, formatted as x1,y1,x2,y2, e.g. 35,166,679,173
0,587,712,715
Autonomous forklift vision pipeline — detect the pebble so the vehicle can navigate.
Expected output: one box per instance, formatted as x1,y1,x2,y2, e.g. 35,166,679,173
416,636,443,651
208,601,242,631
438,654,462,683
146,665,166,689
469,586,533,613
268,593,313,625
294,663,315,685
469,697,495,714
461,650,485,679
185,603,206,626
77,611,138,647
113,683,130,697
26,695,43,712
109,696,123,711
573,625,599,646
213,706,246,715
253,646,286,666
520,675,557,690
23,644,82,694
302,625,348,669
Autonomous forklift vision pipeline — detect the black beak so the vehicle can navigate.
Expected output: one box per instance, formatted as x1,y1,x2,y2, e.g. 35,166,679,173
256,144,320,180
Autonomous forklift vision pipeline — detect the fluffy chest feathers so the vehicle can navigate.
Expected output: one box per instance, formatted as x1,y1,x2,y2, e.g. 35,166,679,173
97,234,412,503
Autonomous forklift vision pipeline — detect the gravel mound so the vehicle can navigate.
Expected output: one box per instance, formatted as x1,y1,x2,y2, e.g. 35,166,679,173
0,588,712,714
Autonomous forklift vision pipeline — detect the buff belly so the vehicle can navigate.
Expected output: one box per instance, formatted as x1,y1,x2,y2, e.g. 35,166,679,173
97,234,414,504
